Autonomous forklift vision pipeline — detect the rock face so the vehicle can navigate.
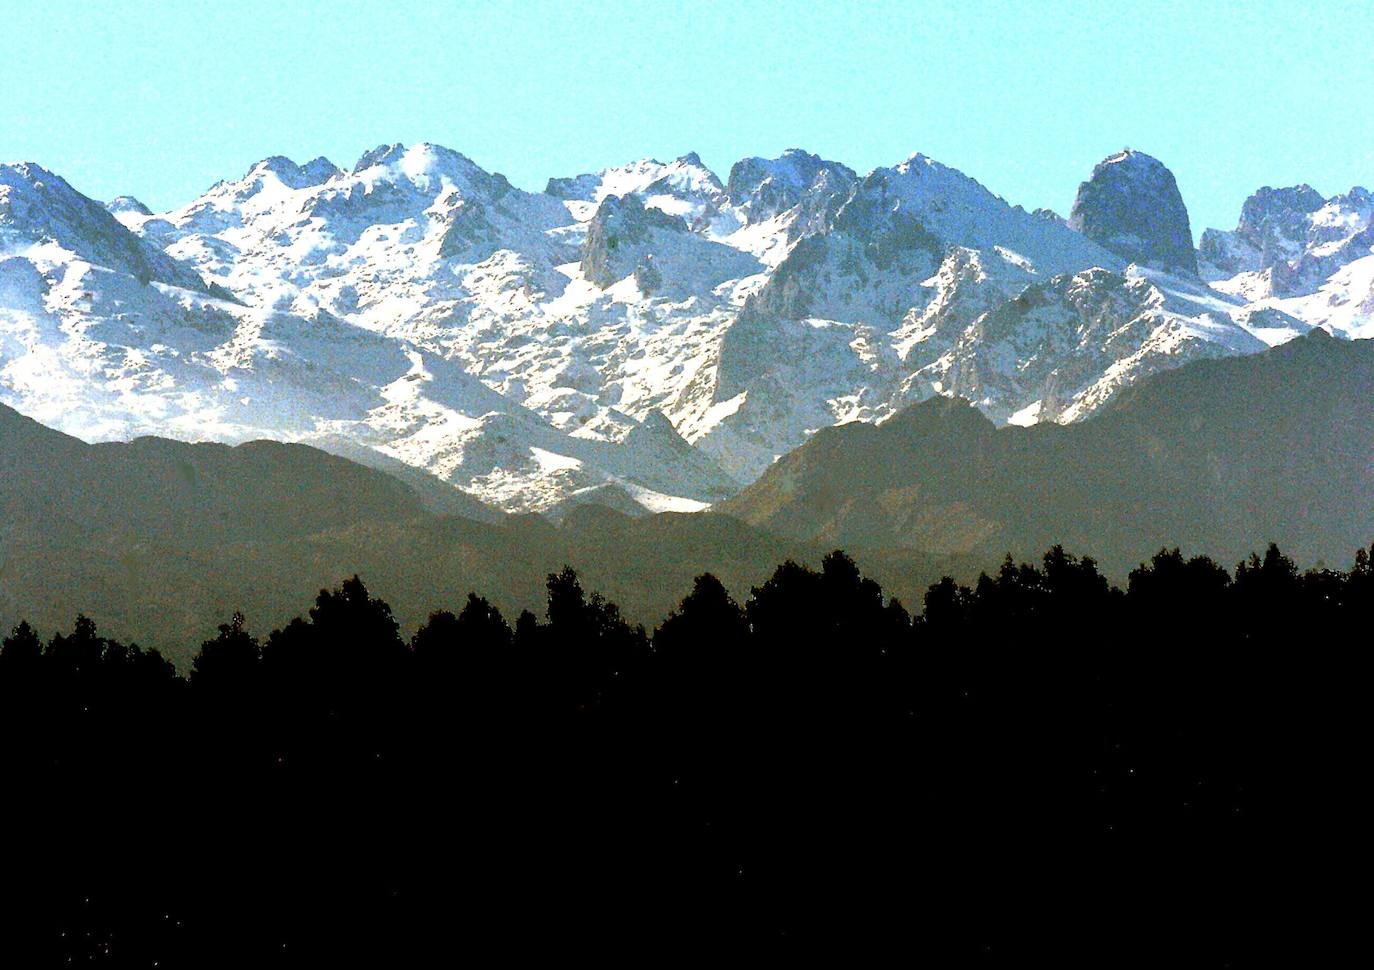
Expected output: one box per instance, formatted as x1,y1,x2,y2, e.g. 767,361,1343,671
1239,185,1327,253
943,266,1270,423
580,193,685,288
1069,149,1199,276
1200,184,1373,298
1200,185,1326,274
725,149,857,225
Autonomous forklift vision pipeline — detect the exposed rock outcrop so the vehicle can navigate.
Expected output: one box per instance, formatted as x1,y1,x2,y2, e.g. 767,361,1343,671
580,193,685,288
1069,149,1198,276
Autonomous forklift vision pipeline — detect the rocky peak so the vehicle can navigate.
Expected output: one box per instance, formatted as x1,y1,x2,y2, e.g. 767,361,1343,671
353,143,407,173
1200,183,1373,284
106,195,153,217
0,162,215,293
1238,184,1325,238
580,193,684,288
300,156,342,184
202,157,338,214
725,149,857,222
242,155,340,190
1199,185,1317,276
544,172,598,200
1068,149,1198,276
1330,186,1372,213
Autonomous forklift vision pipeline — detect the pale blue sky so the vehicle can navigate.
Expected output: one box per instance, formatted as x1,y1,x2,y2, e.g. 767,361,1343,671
2,0,1370,236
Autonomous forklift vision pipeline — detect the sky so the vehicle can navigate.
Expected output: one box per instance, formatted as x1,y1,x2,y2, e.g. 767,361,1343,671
2,0,1371,237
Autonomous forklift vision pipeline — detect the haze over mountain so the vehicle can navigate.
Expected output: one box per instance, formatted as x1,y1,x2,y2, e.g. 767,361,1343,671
2,141,1369,516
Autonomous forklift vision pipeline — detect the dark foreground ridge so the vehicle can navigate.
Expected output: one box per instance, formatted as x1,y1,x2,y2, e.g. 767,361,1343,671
2,541,1367,963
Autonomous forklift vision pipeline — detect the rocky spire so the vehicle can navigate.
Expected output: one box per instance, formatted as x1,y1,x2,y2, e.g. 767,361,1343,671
1069,149,1198,276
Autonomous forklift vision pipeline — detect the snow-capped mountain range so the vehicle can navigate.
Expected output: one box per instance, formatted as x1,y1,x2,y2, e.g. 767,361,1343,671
1,143,1369,514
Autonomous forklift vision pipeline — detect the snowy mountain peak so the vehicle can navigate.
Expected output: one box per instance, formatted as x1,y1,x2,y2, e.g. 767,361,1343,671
1202,179,1374,331
545,154,726,229
106,195,152,217
346,142,508,197
1,162,219,294
725,149,857,224
353,142,407,172
1068,149,1198,276
3,142,1370,521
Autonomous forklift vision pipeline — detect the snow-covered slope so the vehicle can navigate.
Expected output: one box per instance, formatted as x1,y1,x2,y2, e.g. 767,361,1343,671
2,144,1367,514
2,163,229,297
1200,184,1372,284
0,151,739,512
1202,181,1374,338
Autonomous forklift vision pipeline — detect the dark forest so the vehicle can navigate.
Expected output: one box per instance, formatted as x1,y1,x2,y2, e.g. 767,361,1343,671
2,542,1365,964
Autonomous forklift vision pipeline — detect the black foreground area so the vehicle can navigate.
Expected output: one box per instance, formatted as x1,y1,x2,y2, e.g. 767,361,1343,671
2,543,1364,965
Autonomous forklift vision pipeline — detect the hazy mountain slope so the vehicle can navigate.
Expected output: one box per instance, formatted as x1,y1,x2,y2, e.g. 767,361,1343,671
6,334,1372,663
722,331,1374,572
0,400,434,546
0,400,959,662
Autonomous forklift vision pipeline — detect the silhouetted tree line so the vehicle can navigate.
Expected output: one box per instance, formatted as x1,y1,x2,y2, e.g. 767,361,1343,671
1,542,1367,964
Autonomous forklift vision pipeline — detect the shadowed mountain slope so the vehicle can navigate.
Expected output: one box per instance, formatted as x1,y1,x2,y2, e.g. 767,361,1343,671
0,403,957,662
722,330,1374,572
0,403,438,545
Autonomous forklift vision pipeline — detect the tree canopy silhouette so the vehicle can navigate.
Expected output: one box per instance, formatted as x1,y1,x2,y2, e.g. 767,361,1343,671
1,539,1368,963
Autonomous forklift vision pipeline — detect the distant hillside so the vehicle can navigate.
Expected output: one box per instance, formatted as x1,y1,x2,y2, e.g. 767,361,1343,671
0,404,956,663
8,331,1371,661
0,403,439,546
722,330,1374,572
